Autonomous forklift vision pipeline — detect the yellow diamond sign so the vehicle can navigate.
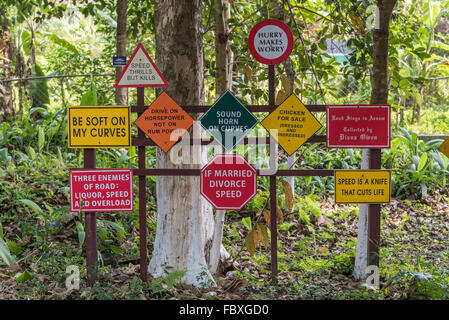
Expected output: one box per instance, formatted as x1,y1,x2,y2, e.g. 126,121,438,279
439,136,449,158
261,93,322,155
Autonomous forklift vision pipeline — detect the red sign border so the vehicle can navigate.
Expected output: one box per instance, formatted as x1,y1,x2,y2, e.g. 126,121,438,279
248,19,294,65
69,168,134,212
114,43,169,88
200,154,257,210
326,104,391,149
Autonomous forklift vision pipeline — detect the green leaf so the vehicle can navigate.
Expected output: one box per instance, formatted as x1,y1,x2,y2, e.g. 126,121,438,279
38,126,45,152
242,217,252,230
420,182,428,198
28,146,36,160
417,152,428,171
0,148,10,164
17,199,43,213
80,89,98,106
6,239,23,255
15,269,32,283
76,221,85,246
21,29,32,57
37,31,81,56
0,238,15,266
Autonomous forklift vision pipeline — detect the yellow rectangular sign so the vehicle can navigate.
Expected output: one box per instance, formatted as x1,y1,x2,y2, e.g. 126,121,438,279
334,170,391,204
68,106,131,148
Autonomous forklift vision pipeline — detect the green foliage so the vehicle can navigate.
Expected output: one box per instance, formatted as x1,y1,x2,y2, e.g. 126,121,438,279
0,237,16,266
29,64,50,108
148,269,187,296
384,127,449,197
294,195,322,228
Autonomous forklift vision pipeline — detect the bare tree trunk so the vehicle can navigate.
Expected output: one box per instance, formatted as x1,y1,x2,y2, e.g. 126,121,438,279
115,0,127,105
209,0,233,275
214,0,233,94
354,0,397,281
149,0,216,287
0,10,14,120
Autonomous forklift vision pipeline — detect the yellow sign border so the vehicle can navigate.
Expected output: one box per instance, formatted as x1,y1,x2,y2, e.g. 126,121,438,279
334,169,391,204
259,93,323,156
67,105,131,148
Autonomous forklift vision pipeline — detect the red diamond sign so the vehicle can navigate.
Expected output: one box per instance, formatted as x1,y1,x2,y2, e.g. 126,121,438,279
201,154,257,210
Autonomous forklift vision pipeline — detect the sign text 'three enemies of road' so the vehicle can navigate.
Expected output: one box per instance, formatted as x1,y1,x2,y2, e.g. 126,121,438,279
70,169,133,212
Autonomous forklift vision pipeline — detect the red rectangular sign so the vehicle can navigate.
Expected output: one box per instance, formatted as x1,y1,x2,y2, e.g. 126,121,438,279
70,169,133,212
326,105,391,148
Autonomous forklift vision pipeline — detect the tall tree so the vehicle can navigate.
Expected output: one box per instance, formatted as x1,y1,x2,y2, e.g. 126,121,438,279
149,0,217,287
0,6,15,120
214,0,233,94
209,0,233,275
115,0,127,105
354,0,397,281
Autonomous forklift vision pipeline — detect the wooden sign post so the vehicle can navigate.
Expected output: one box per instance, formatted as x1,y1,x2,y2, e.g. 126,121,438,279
114,43,168,282
249,19,294,284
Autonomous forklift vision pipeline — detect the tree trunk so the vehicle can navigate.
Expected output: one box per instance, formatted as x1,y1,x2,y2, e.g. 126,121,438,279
354,0,397,281
115,0,127,105
0,9,14,120
149,0,217,287
209,0,233,275
214,0,233,94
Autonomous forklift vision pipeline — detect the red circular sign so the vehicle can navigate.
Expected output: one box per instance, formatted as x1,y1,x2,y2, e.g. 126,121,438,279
248,19,294,65
201,154,257,210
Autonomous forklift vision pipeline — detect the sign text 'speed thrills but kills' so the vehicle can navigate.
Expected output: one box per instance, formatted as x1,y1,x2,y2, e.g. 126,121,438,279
114,43,168,88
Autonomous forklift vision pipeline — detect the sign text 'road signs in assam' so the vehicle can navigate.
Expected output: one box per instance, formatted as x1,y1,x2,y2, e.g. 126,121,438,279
134,92,194,152
201,154,257,210
68,105,131,148
261,93,322,156
114,43,168,88
248,19,294,65
199,90,258,151
70,169,133,212
327,105,391,148
334,170,391,204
